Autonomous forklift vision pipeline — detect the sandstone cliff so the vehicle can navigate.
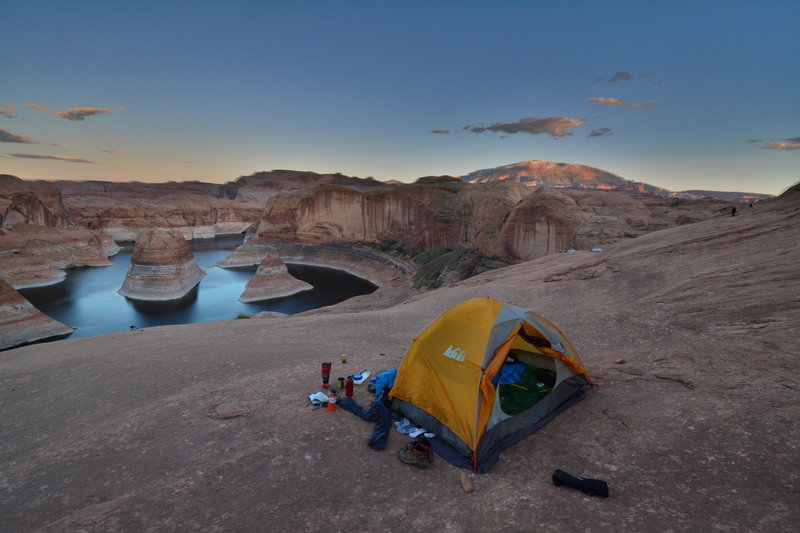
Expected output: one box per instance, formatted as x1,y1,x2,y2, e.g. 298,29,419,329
245,177,732,262
0,277,75,349
239,255,312,302
54,171,383,242
0,174,70,229
56,180,265,241
0,175,119,287
118,229,205,301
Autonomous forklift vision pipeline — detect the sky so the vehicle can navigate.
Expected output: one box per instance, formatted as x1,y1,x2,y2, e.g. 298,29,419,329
1,0,798,195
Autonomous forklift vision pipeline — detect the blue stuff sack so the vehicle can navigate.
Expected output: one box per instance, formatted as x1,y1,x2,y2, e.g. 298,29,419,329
370,369,398,397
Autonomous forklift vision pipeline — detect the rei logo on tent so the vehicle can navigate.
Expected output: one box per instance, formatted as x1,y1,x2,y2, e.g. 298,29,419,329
443,345,466,362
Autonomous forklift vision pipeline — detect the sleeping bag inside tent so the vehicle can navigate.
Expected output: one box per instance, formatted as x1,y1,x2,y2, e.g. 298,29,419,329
389,297,592,472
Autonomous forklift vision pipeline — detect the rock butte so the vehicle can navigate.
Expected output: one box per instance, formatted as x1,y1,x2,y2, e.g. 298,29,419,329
118,229,206,301
0,184,796,531
238,255,313,302
0,276,75,350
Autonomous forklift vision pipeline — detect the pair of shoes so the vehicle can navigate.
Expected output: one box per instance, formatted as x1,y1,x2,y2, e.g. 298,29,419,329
398,437,434,469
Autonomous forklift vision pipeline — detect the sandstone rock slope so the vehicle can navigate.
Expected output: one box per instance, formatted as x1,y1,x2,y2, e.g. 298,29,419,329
0,277,75,349
0,184,796,531
118,229,205,300
238,255,312,302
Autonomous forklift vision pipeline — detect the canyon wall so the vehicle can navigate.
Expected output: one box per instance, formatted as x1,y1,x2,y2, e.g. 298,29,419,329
0,175,119,287
245,177,733,262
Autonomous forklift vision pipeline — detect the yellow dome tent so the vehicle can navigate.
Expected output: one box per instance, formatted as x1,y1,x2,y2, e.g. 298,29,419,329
389,297,592,472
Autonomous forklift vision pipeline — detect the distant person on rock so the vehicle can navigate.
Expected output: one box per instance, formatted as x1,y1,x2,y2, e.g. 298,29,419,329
731,206,737,217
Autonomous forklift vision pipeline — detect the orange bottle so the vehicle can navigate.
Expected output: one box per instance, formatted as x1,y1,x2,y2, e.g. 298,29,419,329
327,390,338,412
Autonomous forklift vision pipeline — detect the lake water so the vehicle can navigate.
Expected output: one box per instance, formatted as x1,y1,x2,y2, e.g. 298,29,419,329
19,235,376,339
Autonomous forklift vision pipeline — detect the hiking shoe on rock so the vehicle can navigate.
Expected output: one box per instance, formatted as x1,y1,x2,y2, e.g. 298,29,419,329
398,438,434,469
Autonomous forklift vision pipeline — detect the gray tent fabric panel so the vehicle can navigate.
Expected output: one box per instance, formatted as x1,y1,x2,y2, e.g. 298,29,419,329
391,398,472,458
476,374,589,461
481,304,526,368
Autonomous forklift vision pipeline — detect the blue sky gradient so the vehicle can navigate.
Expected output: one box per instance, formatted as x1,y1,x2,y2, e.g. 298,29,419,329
2,0,798,194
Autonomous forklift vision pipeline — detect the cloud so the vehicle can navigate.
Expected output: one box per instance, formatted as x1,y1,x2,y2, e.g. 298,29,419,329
25,102,49,112
6,153,100,164
466,116,586,138
587,97,657,108
429,128,451,134
652,80,664,89
609,71,634,83
102,149,128,155
587,97,625,107
588,128,613,138
0,128,47,144
761,138,800,150
746,139,763,143
53,107,116,121
0,103,17,118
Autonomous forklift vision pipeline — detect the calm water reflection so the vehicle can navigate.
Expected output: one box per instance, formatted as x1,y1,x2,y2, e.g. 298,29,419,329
19,235,376,339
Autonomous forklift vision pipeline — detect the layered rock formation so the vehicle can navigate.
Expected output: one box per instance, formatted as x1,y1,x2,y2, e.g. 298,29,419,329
244,176,732,262
118,229,205,300
56,180,266,241
0,175,119,287
0,277,75,349
54,170,382,242
238,255,312,302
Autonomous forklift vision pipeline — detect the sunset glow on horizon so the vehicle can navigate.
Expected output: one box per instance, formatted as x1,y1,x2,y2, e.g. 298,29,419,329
2,1,799,195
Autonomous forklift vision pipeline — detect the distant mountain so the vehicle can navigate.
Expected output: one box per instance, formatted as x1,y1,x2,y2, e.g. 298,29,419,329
459,160,773,203
672,190,773,204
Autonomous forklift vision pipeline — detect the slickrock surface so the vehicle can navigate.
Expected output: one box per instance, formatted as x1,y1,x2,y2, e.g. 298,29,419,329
118,229,205,300
0,277,75,349
1,184,796,532
239,255,312,302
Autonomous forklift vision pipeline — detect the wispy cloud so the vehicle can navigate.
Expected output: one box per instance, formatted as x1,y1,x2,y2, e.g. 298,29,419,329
587,97,657,108
25,102,49,113
588,127,613,138
429,128,451,134
53,106,117,121
0,128,47,144
761,137,800,150
466,116,586,138
6,153,100,164
609,71,634,83
746,139,763,143
102,149,128,155
0,103,17,118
